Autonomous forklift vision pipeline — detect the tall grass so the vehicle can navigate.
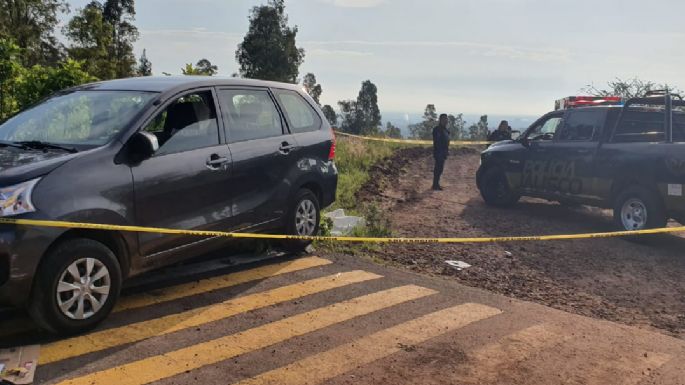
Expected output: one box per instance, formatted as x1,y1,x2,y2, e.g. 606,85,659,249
331,136,398,212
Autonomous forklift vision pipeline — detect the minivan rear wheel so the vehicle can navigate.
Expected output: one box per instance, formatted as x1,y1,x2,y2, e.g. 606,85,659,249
29,238,122,335
282,189,321,252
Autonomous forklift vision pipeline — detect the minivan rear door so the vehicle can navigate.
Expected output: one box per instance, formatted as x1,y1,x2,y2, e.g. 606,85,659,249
270,87,329,167
215,87,299,231
131,89,233,260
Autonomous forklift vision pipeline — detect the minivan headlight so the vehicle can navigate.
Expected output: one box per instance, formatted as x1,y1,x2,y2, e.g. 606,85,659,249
0,179,40,217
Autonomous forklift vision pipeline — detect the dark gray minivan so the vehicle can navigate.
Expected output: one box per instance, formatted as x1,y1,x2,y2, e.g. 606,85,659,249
0,77,338,334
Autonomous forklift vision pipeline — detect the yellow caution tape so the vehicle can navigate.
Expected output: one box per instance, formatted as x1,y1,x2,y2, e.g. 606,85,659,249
0,217,683,244
334,131,493,146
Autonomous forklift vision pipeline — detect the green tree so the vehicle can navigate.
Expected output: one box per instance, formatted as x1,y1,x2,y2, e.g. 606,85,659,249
468,115,488,140
236,0,304,82
337,80,382,135
383,121,402,138
0,38,22,119
0,0,68,66
582,77,681,98
136,48,152,76
447,113,466,140
355,80,381,135
181,63,200,75
0,37,95,120
102,0,138,78
302,73,322,104
337,99,359,134
321,104,337,126
409,104,437,139
64,2,116,80
65,0,138,80
195,58,218,76
14,59,96,108
182,59,218,76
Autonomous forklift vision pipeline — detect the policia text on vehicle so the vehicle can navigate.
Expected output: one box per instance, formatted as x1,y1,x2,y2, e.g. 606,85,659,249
477,92,685,232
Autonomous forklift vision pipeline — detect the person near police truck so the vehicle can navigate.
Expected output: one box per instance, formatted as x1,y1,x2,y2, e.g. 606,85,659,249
432,113,450,191
488,120,512,142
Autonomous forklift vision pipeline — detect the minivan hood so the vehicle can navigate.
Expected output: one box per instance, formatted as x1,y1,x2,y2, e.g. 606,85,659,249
0,148,80,186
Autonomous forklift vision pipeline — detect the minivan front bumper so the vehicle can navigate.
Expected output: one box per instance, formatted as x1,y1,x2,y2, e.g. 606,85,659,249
0,224,58,308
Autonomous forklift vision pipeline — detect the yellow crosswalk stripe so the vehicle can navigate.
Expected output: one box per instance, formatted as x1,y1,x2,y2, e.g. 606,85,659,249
114,256,331,312
41,271,382,364
235,303,502,385
56,285,436,385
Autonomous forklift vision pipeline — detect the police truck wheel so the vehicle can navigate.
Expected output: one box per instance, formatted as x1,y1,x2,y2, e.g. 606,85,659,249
613,186,666,233
29,239,122,335
282,189,320,253
480,168,520,207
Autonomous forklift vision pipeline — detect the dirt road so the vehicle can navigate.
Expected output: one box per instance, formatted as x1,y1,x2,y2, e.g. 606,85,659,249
2,253,685,385
356,146,685,339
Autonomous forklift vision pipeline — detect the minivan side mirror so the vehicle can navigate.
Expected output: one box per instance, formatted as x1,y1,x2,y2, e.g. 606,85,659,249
137,132,160,154
123,131,159,164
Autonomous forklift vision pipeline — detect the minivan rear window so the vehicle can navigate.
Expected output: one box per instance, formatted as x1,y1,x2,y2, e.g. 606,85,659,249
273,89,322,134
0,90,156,147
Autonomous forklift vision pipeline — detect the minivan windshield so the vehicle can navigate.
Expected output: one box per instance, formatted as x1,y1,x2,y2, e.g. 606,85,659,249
0,90,157,148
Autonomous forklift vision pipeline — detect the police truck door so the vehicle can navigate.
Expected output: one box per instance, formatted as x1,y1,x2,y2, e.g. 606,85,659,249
551,108,607,202
520,112,564,194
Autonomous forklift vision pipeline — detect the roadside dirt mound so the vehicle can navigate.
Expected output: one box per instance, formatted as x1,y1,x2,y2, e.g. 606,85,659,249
351,146,685,339
356,146,431,206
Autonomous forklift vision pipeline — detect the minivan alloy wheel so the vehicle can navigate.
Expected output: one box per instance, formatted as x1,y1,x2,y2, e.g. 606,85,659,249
295,199,317,236
56,258,111,320
621,198,648,230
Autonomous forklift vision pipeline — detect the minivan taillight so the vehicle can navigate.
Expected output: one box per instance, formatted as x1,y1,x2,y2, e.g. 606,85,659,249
328,129,336,160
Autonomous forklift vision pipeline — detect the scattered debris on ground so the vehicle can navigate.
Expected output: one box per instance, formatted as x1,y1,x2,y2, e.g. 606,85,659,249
324,209,365,236
445,260,472,271
341,146,685,339
0,345,39,385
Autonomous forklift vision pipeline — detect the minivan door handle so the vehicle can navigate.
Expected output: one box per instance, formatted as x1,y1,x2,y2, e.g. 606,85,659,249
279,142,296,154
206,154,229,170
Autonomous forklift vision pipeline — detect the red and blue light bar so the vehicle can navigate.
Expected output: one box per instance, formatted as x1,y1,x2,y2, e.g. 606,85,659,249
555,96,624,110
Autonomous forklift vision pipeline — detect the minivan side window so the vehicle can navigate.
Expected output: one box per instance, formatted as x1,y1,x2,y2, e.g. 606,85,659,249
557,110,604,141
218,89,284,143
527,116,563,141
142,91,220,155
273,89,322,134
613,107,665,143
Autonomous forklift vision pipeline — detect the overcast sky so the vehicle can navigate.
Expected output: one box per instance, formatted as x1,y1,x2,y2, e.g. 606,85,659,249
64,0,685,118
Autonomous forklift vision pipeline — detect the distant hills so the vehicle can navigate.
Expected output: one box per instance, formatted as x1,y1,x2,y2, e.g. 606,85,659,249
381,112,539,138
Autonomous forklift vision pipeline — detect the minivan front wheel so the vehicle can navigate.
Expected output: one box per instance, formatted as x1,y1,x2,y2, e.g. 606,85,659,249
282,189,321,252
29,238,122,335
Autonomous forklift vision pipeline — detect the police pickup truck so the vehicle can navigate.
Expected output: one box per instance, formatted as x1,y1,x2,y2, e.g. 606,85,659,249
476,92,685,232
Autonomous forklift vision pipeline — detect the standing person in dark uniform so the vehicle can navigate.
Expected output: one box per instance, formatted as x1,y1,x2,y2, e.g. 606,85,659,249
432,114,450,191
488,120,513,142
